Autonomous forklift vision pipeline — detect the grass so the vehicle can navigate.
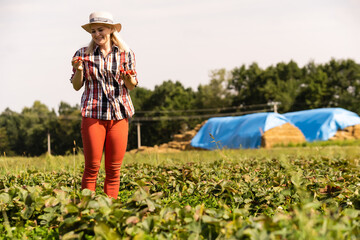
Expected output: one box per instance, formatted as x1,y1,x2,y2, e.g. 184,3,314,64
276,138,360,147
1,145,359,175
0,154,83,175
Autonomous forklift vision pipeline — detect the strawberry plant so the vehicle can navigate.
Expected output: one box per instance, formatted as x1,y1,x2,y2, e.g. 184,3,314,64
0,149,359,239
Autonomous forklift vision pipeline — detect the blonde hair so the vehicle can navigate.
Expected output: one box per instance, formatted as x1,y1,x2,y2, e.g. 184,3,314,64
85,26,130,54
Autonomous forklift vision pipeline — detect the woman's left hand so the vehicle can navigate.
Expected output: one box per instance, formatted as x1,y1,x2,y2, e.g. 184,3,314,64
121,71,137,90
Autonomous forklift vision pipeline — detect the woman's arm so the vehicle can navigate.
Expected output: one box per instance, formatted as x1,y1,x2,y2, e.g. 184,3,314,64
71,57,84,91
122,50,138,91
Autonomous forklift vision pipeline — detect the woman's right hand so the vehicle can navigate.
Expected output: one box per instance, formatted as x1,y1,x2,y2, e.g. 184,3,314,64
72,57,83,71
71,56,84,91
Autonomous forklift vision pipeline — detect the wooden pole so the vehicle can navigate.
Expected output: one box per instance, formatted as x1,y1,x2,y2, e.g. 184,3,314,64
136,122,141,148
47,132,51,155
274,103,278,113
268,101,280,113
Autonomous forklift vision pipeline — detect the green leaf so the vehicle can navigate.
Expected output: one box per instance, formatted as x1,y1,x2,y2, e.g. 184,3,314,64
343,208,359,218
126,216,140,225
21,206,34,219
94,222,120,240
0,193,10,204
44,196,59,207
64,203,79,214
202,215,220,224
146,198,156,212
186,221,202,234
291,171,303,189
141,217,155,233
61,231,81,240
88,200,100,209
81,188,93,197
63,216,80,225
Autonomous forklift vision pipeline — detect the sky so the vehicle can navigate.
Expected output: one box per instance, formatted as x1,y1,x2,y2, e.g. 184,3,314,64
0,0,359,113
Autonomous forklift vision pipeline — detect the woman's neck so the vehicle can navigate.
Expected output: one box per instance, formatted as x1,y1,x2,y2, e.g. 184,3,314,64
99,42,112,56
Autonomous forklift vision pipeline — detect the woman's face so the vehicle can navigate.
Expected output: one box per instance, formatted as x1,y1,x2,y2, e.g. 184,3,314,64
90,24,113,47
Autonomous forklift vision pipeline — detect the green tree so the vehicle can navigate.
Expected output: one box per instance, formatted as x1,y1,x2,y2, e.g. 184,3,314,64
19,101,57,156
195,69,232,109
0,108,22,155
132,80,196,148
260,61,304,112
128,87,154,149
130,87,153,111
322,59,360,114
0,127,10,155
228,63,267,106
295,62,329,109
143,80,195,111
52,102,82,155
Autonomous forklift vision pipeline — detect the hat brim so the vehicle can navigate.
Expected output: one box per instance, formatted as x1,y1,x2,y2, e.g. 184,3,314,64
81,23,122,33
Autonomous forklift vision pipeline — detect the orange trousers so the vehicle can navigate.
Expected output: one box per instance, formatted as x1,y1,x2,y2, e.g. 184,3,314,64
81,117,128,199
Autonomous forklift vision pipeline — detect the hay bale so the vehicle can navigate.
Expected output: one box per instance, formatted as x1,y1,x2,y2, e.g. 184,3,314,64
168,141,182,149
159,143,169,149
183,130,197,141
261,123,306,148
128,145,180,154
129,120,208,153
166,121,207,150
173,134,185,141
329,124,360,140
194,121,207,131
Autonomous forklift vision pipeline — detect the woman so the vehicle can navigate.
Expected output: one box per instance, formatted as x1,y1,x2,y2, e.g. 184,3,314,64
70,12,138,199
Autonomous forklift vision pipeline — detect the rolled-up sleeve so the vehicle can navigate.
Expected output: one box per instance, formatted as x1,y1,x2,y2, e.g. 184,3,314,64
127,50,138,87
69,50,82,83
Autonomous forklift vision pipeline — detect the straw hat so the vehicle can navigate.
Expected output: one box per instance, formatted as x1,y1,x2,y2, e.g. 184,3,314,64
81,12,122,33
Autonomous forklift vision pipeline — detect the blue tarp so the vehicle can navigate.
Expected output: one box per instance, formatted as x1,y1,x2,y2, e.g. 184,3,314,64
283,108,360,142
190,112,292,150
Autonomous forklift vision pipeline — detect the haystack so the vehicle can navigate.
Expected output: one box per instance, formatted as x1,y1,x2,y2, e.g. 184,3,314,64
284,108,360,142
191,112,300,150
129,121,207,153
261,123,306,148
329,124,360,140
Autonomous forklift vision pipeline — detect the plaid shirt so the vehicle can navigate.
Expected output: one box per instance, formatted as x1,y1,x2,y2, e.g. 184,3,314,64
71,45,138,120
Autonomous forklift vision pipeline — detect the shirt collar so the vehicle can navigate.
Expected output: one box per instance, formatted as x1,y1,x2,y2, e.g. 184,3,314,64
94,44,119,54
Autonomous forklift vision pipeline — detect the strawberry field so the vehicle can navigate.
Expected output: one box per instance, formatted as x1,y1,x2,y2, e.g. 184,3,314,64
0,147,360,239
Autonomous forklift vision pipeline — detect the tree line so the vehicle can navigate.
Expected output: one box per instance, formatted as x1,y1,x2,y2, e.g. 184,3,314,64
1,58,359,156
